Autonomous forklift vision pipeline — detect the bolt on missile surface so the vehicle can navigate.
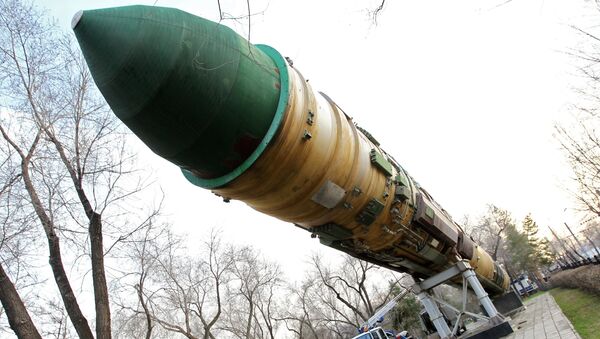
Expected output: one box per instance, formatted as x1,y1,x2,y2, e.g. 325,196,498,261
73,5,510,294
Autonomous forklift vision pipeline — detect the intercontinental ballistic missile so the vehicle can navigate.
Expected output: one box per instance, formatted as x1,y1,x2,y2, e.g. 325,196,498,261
73,5,510,294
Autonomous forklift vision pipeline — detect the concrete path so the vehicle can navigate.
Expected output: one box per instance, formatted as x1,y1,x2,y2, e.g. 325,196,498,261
504,293,581,339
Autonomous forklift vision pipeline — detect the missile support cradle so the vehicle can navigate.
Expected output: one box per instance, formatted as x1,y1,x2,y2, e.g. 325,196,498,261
73,4,512,324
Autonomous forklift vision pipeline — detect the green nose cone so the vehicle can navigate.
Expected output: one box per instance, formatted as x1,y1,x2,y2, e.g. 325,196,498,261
73,5,282,180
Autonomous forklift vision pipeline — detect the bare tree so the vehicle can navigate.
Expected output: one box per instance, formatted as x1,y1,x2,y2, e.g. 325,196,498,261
112,220,168,339
274,280,322,339
118,229,236,339
0,0,95,336
254,277,281,339
556,116,600,218
563,222,590,259
580,220,600,256
0,263,42,339
555,18,600,222
146,235,205,339
223,246,281,339
0,168,41,338
369,0,387,25
0,131,43,337
466,205,514,261
282,253,405,338
114,227,291,339
0,0,160,337
549,226,586,263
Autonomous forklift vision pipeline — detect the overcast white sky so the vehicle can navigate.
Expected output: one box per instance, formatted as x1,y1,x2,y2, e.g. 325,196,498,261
39,0,598,280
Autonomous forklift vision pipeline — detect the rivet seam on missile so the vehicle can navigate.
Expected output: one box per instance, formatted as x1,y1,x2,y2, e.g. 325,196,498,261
356,125,380,146
306,110,314,125
284,56,294,67
302,129,312,140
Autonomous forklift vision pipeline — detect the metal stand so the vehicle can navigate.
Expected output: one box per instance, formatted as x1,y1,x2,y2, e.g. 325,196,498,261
412,260,513,339
491,284,524,317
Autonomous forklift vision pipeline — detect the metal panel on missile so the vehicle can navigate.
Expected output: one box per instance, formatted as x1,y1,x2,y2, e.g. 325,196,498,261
413,192,459,245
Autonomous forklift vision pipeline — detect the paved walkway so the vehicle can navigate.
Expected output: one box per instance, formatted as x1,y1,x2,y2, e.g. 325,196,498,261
504,293,580,339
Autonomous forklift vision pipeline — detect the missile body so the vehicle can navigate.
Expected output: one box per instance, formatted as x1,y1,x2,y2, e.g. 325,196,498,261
73,6,509,294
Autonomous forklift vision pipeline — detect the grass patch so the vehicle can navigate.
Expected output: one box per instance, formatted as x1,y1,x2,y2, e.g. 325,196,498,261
550,288,600,339
522,290,548,302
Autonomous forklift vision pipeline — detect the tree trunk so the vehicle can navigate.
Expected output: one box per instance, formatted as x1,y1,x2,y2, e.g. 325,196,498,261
267,325,275,339
564,223,589,261
549,227,584,264
245,300,254,339
583,233,600,257
20,161,94,339
135,283,153,339
48,132,113,338
531,269,547,289
47,234,95,339
491,229,504,261
90,212,111,339
0,263,42,339
49,129,114,338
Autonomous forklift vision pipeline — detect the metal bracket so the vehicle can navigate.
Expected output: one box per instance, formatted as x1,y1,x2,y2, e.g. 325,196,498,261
369,149,394,177
356,198,385,226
